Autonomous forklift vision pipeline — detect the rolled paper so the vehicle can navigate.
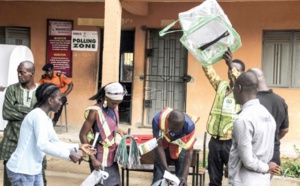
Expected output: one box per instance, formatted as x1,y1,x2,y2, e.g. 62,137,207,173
92,132,100,149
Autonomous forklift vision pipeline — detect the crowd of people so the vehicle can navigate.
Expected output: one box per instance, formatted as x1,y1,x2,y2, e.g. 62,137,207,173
0,48,289,186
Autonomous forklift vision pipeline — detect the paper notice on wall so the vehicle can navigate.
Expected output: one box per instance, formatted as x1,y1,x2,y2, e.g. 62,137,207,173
71,31,98,51
138,138,158,155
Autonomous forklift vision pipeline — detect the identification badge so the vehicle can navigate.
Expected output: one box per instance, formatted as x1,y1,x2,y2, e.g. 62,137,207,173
222,97,235,112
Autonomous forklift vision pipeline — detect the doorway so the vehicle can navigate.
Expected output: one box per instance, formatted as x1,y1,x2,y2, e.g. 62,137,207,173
119,30,135,124
142,29,188,126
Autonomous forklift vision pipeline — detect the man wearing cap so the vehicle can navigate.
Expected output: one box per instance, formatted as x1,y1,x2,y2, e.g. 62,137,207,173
39,64,74,126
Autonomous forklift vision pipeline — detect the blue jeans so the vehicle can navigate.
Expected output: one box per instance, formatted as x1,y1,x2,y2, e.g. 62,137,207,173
6,168,43,186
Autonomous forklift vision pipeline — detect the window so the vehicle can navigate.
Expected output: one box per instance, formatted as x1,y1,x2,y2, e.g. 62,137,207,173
0,27,30,47
262,31,300,88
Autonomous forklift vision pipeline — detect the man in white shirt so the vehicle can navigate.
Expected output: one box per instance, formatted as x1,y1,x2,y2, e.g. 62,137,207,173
228,71,280,186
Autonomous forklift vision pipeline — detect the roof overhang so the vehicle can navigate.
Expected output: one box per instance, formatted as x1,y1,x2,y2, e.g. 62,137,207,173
0,0,296,16
0,0,296,2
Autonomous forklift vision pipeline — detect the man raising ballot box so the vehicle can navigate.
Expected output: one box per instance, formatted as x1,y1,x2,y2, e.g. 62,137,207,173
151,107,199,186
203,49,245,186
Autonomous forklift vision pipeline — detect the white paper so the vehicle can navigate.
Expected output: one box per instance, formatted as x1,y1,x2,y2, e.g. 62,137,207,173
92,132,100,149
163,170,180,186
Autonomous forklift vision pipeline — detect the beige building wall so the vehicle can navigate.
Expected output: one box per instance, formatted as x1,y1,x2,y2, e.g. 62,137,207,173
0,1,299,142
122,1,300,141
0,2,105,128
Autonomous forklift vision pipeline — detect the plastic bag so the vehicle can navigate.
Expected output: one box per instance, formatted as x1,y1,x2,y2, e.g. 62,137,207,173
114,135,141,168
159,0,242,66
151,171,180,186
80,170,109,186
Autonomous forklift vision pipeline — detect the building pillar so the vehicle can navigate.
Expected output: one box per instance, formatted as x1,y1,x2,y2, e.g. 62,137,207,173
102,0,122,85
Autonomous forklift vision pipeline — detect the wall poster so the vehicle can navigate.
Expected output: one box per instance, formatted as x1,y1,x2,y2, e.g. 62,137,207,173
46,19,73,77
71,30,98,51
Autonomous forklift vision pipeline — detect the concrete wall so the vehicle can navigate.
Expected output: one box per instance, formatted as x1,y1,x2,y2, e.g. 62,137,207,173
122,1,300,142
0,2,104,129
0,1,299,144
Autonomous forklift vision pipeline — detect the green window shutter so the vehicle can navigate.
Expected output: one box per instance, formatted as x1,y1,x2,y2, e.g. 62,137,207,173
292,32,300,88
6,27,30,47
262,31,291,87
0,27,5,44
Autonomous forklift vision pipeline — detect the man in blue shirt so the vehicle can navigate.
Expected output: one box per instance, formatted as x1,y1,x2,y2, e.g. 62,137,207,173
152,107,198,186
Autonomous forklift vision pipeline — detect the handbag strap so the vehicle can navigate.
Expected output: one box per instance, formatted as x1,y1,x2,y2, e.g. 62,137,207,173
159,20,182,36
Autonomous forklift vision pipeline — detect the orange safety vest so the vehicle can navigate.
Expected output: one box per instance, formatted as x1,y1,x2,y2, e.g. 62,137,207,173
158,107,199,159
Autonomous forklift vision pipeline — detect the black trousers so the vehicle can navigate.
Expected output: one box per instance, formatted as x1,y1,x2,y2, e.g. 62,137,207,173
53,96,67,123
152,148,186,185
208,137,232,186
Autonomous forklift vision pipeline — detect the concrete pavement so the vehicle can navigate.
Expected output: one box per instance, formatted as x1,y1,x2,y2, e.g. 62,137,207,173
0,124,300,186
1,156,300,186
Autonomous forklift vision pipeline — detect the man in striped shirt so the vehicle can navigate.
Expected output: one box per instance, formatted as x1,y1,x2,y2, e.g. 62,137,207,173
0,61,40,186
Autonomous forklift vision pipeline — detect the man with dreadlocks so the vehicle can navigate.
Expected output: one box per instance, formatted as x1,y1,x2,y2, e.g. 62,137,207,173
0,61,42,186
80,82,127,186
6,83,95,186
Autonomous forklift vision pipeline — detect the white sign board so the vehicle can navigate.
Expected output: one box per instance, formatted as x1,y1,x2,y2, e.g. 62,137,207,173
71,31,98,51
0,45,34,131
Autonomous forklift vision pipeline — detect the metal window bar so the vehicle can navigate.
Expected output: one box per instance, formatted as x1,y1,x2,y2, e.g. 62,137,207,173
15,39,23,45
143,75,188,83
143,30,187,125
273,44,283,85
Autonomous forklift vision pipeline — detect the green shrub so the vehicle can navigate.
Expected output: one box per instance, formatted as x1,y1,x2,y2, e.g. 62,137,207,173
280,145,300,178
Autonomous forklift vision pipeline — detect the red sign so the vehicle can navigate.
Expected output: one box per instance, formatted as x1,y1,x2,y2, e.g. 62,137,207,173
46,19,73,77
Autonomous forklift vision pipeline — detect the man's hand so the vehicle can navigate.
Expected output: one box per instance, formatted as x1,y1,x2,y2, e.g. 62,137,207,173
117,128,128,137
91,158,102,170
69,151,82,163
268,162,281,175
223,47,233,70
224,165,229,178
80,151,90,162
79,144,97,155
179,177,188,186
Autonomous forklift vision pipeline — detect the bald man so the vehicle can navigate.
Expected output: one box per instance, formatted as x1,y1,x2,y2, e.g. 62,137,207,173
152,107,198,186
248,68,289,167
228,72,280,186
0,61,40,186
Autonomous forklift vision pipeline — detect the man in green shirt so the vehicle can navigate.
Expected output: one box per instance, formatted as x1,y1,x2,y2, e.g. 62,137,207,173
0,61,43,186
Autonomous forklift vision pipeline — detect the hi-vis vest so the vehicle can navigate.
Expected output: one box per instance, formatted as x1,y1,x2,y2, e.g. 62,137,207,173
159,107,199,159
85,105,118,166
206,81,240,137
